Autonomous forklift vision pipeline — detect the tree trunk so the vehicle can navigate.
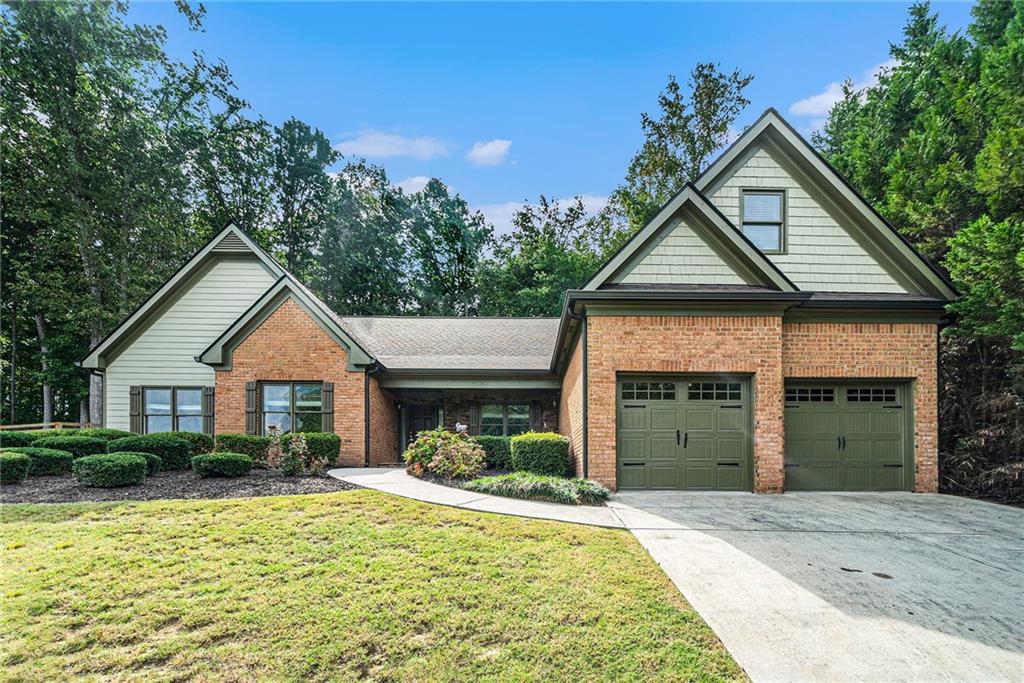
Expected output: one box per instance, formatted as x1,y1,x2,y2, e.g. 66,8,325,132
88,353,103,428
34,313,53,425
8,300,16,424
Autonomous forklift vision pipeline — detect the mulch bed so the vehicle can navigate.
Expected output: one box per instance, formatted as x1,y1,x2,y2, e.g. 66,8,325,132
0,468,357,504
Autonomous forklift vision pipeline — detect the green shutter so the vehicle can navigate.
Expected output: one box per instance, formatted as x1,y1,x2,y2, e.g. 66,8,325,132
322,381,334,432
468,403,480,436
245,381,258,435
202,386,215,436
529,401,542,431
129,386,143,434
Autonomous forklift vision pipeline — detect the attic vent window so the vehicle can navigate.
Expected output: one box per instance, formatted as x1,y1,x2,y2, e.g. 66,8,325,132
741,190,784,253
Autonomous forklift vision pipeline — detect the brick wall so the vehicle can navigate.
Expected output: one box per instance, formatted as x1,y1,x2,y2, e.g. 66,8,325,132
368,376,400,464
558,335,584,475
214,297,366,466
782,321,938,492
586,315,784,492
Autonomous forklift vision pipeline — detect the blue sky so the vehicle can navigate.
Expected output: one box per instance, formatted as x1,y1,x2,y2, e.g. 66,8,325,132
129,2,974,233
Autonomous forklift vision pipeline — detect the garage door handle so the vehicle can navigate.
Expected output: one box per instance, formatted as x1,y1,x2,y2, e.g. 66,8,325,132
842,436,847,450
719,462,740,467
684,432,688,448
837,436,842,450
720,404,742,409
882,463,903,468
676,429,680,445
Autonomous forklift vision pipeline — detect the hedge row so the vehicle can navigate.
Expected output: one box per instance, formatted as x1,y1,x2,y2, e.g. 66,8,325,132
509,432,571,477
192,452,252,478
110,434,192,470
1,452,31,485
73,453,148,487
472,435,511,469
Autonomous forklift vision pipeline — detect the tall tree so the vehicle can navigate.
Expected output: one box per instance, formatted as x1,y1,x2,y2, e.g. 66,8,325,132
405,179,491,315
816,0,1024,496
616,64,753,231
317,161,411,315
478,196,605,317
270,118,338,278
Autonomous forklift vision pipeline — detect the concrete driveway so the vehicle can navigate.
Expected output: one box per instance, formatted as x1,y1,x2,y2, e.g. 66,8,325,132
610,491,1024,682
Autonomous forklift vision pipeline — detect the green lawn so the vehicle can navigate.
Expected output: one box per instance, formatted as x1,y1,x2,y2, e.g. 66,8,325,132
1,490,743,682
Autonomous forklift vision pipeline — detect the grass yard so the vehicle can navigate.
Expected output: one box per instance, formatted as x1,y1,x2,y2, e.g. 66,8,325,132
1,490,743,682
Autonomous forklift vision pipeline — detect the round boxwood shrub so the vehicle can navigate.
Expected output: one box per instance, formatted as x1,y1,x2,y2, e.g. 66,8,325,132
1,451,31,485
4,447,74,476
73,453,147,487
509,432,571,477
33,435,107,459
108,435,191,470
472,435,511,469
215,433,271,463
149,431,214,455
280,432,340,466
0,431,37,448
75,428,134,441
109,450,162,475
192,452,253,478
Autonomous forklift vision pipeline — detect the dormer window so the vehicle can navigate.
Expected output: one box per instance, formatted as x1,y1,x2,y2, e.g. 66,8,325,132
741,190,784,253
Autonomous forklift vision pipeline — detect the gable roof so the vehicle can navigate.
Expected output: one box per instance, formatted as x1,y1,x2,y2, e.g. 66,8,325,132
197,275,375,371
341,316,560,372
583,183,798,292
81,224,285,369
695,108,957,300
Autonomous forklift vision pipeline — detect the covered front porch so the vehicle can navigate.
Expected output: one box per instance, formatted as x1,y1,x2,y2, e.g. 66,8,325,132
390,388,560,454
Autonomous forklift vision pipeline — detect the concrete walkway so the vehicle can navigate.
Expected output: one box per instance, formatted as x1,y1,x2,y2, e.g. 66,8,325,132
328,467,626,527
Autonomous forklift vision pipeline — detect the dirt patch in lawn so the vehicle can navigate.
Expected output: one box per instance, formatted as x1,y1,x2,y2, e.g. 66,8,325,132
0,468,355,504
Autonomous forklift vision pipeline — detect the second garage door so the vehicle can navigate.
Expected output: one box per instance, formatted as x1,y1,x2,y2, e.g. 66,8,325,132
617,377,752,491
784,382,912,491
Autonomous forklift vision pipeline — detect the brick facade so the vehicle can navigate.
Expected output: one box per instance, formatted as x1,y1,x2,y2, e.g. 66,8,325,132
368,376,400,465
214,297,396,466
585,315,784,492
782,321,938,492
574,314,938,493
558,336,584,474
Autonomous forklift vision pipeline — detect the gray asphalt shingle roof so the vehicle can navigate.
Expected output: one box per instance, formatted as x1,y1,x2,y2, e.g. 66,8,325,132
340,316,561,371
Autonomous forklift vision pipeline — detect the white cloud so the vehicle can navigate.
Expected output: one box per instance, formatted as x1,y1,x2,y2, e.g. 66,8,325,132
466,139,512,167
789,58,898,119
335,130,449,160
396,175,431,194
478,193,609,237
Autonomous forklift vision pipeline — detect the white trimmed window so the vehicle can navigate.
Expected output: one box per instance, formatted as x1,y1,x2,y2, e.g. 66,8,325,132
741,190,784,253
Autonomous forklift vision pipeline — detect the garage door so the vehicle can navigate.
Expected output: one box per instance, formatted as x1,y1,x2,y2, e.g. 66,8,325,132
784,382,911,491
617,377,752,491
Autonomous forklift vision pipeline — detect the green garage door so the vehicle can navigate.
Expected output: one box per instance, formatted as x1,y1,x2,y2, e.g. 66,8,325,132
617,377,752,491
784,382,911,491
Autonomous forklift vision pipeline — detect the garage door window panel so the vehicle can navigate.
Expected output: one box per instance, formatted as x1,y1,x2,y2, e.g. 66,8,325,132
687,382,741,401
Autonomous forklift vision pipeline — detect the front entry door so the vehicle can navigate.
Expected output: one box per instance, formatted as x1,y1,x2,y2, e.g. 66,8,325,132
406,404,440,446
616,377,752,491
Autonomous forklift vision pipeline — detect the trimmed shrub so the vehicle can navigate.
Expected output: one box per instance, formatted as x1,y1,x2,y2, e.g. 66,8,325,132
75,428,133,441
281,432,340,466
33,435,107,459
149,431,214,455
110,450,163,476
216,433,272,463
472,435,511,469
72,453,147,487
464,472,609,505
403,428,485,480
192,452,253,478
109,435,191,470
0,431,37,448
510,432,571,477
1,452,31,485
4,447,74,476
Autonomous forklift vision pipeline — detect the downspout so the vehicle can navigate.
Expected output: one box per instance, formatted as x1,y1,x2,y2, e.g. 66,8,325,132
567,308,588,479
363,370,371,467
